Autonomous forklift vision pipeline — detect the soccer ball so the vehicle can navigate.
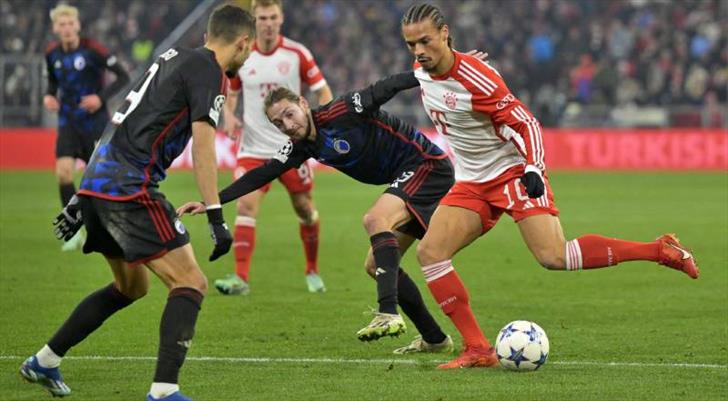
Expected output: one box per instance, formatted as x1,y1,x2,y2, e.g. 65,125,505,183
495,320,549,371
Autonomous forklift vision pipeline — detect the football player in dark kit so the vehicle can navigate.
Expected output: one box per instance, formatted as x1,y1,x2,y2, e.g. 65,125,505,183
20,5,255,401
178,73,457,354
44,4,130,251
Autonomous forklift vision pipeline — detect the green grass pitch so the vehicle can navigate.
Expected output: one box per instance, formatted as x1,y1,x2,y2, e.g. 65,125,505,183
1,170,726,401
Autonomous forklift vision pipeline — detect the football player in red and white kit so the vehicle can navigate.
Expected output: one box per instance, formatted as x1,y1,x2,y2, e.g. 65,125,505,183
215,0,333,295
399,3,700,369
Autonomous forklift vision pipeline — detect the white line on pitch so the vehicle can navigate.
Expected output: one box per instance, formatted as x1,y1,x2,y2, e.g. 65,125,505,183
1,355,725,369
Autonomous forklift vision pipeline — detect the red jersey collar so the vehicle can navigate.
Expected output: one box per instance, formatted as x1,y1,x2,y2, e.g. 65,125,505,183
253,35,283,56
429,50,461,81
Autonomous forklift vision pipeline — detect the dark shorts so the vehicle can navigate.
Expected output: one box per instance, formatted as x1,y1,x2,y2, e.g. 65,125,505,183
80,192,190,267
56,117,107,162
385,158,454,239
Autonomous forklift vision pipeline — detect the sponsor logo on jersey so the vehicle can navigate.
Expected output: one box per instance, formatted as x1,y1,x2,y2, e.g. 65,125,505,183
352,92,364,113
174,219,186,235
496,93,515,110
444,91,457,109
54,60,62,69
277,61,291,74
73,55,86,71
333,139,350,154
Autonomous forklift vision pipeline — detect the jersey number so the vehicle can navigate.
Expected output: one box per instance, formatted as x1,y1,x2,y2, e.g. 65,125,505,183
111,49,178,125
429,109,449,135
503,178,531,209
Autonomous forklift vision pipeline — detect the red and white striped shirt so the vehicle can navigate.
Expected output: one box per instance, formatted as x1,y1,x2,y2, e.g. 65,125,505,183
229,35,326,159
414,51,545,182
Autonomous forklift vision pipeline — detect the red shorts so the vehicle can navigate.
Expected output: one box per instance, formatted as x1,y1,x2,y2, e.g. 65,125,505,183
440,165,559,234
234,157,314,194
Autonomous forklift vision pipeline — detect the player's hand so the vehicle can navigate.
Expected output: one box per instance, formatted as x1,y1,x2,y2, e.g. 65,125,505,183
465,50,489,62
43,95,60,112
223,110,243,140
79,94,103,112
520,165,545,198
53,195,83,241
176,201,206,216
206,206,232,262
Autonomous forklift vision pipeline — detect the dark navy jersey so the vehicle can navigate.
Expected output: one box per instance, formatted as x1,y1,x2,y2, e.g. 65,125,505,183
79,47,227,200
45,38,129,132
219,72,446,204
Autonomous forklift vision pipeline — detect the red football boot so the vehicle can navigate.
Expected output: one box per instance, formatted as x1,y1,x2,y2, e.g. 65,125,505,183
657,234,699,279
437,346,499,369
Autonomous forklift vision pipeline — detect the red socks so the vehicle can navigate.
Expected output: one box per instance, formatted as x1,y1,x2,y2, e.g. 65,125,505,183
566,235,660,270
233,216,256,282
423,260,491,349
299,220,320,275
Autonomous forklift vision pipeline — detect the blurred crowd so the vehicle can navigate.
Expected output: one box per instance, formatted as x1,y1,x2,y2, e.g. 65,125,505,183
283,0,727,126
1,0,725,127
1,0,196,71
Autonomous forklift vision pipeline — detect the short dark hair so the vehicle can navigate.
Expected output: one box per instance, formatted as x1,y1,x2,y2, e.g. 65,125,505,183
401,3,453,48
264,87,301,115
207,4,255,43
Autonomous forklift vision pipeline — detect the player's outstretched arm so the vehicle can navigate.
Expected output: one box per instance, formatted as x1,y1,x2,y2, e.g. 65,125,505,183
192,121,233,261
367,71,420,109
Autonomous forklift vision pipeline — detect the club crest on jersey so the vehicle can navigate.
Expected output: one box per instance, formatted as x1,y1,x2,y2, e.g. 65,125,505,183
277,61,291,75
73,55,86,71
333,139,350,154
443,91,457,110
174,219,186,235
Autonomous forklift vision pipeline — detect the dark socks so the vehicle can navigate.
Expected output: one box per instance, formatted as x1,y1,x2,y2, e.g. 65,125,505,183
153,288,203,384
370,232,400,314
59,182,76,207
397,269,447,344
48,283,134,356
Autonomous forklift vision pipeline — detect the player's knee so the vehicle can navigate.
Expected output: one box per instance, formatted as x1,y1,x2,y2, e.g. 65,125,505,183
236,199,257,217
416,241,448,267
534,249,566,270
362,213,385,235
117,282,148,300
55,168,74,184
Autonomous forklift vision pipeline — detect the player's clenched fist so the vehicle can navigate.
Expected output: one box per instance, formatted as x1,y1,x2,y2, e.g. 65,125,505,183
205,206,232,262
520,165,545,198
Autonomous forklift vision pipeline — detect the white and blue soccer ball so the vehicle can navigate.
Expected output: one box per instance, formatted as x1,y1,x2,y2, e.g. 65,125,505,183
495,320,549,371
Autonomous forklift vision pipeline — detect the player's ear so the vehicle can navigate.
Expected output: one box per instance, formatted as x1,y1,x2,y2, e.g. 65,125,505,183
299,96,309,111
441,24,450,46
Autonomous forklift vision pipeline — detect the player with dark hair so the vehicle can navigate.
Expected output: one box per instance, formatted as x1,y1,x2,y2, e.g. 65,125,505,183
44,3,130,251
178,75,458,354
398,3,699,369
217,0,333,296
20,5,255,400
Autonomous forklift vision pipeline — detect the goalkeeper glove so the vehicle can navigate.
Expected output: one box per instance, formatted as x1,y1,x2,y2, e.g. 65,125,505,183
53,194,83,241
206,205,232,262
520,165,545,198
